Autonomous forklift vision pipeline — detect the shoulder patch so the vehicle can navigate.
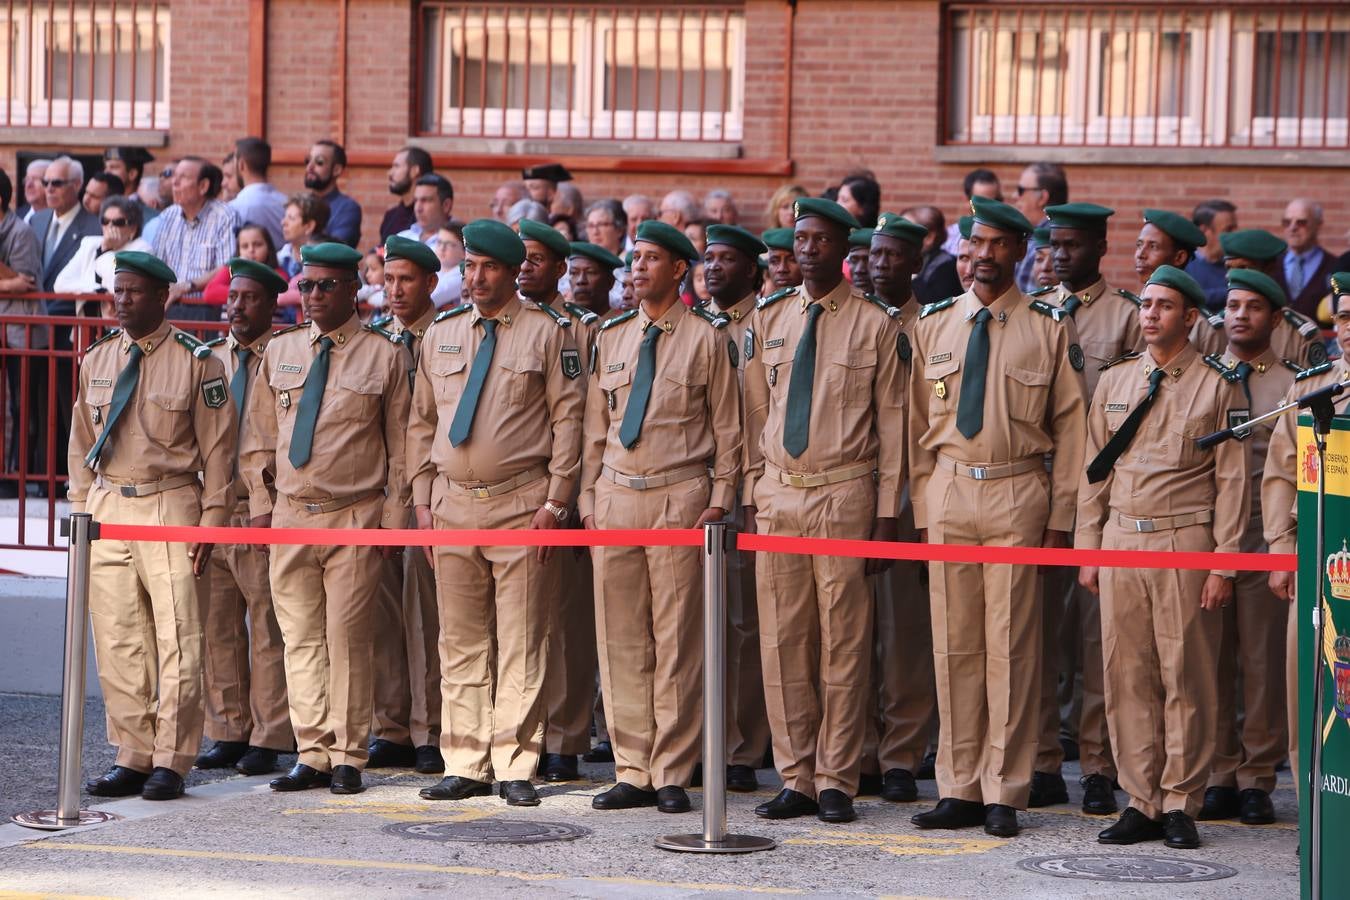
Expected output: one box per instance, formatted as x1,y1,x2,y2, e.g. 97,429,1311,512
1282,306,1320,339
563,301,600,325
1202,353,1241,382
365,323,400,343
1068,343,1085,372
433,303,472,323
173,331,213,359
1281,358,1304,373
1207,312,1225,330
87,328,121,351
272,322,307,337
600,309,639,331
756,286,796,311
863,293,901,318
1099,350,1141,371
534,301,572,327
919,297,958,319
691,305,729,329
1296,361,1334,382
1029,299,1067,322
1116,288,1142,307
1029,285,1056,297
1307,341,1330,366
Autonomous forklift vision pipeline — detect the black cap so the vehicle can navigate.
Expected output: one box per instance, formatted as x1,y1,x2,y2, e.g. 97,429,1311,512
521,163,572,184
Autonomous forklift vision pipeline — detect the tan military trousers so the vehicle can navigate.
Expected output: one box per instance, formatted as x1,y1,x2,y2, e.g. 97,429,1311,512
755,473,875,797
927,467,1046,809
433,474,550,782
270,492,384,772
1101,521,1221,819
543,547,599,756
202,501,293,750
727,506,771,768
372,539,440,748
86,482,206,775
371,557,411,745
592,475,706,790
871,561,937,774
1036,568,1114,777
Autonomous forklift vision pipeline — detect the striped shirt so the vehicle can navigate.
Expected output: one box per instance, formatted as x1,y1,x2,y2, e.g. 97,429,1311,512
152,199,238,297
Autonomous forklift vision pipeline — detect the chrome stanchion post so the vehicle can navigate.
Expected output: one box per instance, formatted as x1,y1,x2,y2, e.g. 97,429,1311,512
13,514,119,830
656,521,774,854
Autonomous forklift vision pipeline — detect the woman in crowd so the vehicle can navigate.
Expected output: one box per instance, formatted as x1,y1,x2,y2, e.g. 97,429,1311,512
53,195,151,315
201,224,289,305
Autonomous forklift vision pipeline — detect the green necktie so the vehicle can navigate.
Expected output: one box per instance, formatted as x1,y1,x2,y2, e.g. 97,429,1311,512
956,307,993,439
1060,294,1082,316
84,342,143,467
1232,361,1254,409
288,335,333,469
449,318,497,447
1086,367,1166,483
231,347,252,419
619,324,661,449
783,302,824,457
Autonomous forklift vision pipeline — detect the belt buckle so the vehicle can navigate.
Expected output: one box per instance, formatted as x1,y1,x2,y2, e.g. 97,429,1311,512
787,473,808,488
469,486,491,499
303,502,323,513
119,485,137,498
1133,519,1155,533
968,466,988,480
628,475,648,490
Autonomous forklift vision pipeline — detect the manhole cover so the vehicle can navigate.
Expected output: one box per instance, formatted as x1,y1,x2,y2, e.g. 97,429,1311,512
1018,855,1237,883
382,820,591,845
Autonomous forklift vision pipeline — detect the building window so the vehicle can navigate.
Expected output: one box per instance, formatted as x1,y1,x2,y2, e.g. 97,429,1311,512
416,2,745,145
944,3,1349,150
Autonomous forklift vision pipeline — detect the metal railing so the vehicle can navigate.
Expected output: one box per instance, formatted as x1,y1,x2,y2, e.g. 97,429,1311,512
942,2,1350,150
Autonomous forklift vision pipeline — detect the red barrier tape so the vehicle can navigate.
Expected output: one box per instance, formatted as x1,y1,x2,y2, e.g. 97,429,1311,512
90,523,1295,572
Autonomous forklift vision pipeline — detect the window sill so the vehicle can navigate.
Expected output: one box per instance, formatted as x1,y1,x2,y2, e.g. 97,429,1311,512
934,144,1350,168
0,127,169,148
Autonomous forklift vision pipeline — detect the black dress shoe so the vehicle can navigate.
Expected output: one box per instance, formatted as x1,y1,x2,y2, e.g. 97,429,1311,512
141,767,185,801
857,772,883,796
420,775,492,801
689,764,703,788
755,788,818,820
1163,810,1201,849
1197,785,1240,820
414,745,445,774
541,753,579,782
657,785,692,813
984,803,1019,837
366,739,417,769
1080,773,1118,815
500,780,541,807
1239,788,1275,825
1028,771,1068,807
269,764,331,792
1097,808,1165,844
915,750,937,781
236,746,281,776
592,782,658,810
726,764,758,793
881,768,918,802
85,765,150,797
330,765,364,794
582,740,615,763
194,740,249,769
911,797,985,829
817,789,856,823
1059,737,1080,762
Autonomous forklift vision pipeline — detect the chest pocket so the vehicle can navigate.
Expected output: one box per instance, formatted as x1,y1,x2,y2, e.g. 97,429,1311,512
1168,415,1211,468
496,353,543,407
826,348,876,408
761,345,793,394
142,389,189,443
598,366,631,419
923,356,960,412
427,355,467,406
1004,364,1052,423
84,384,113,427
268,367,307,422
327,369,382,424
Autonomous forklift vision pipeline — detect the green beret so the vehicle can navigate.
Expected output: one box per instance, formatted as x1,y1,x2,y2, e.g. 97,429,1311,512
873,212,927,247
113,250,176,285
634,220,697,261
970,196,1033,236
568,241,624,270
300,242,363,271
383,234,440,273
1226,267,1287,308
848,228,874,248
1032,227,1052,249
227,257,288,295
623,251,634,270
518,218,572,261
1145,264,1206,309
462,218,525,266
793,197,860,230
1045,202,1115,231
957,215,973,240
1219,229,1286,263
705,224,767,259
1142,208,1206,251
762,227,795,252
1331,272,1350,297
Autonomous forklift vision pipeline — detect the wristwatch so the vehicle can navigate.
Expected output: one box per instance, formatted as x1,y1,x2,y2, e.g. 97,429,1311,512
543,500,570,524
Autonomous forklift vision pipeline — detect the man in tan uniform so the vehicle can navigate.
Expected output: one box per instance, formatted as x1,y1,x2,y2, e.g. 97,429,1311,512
240,242,412,796
196,258,294,778
1133,209,1205,289
365,234,444,774
1078,265,1249,850
908,197,1087,838
409,219,584,807
703,223,772,793
763,228,803,292
742,199,904,825
72,251,236,801
580,220,742,814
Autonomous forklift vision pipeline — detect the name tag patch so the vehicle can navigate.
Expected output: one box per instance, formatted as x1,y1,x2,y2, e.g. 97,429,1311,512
606,362,625,373
1105,402,1130,412
438,344,461,354
278,363,303,373
928,351,952,365
764,338,785,350
90,378,113,387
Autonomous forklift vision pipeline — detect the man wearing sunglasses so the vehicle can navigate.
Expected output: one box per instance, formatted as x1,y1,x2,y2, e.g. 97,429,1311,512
1280,198,1336,318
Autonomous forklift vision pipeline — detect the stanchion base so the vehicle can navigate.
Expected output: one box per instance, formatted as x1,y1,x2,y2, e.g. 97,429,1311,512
655,833,776,854
11,808,121,831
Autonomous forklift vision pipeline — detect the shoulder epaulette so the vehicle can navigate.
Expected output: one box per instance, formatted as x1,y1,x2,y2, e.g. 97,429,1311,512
364,323,400,343
691,305,729,329
1098,350,1141,371
1296,361,1334,382
533,301,571,328
202,336,227,348
370,313,393,328
1116,288,1142,307
87,328,121,351
272,322,306,337
756,286,796,310
863,293,901,318
173,330,213,360
433,304,471,323
1207,312,1225,330
919,297,958,319
1282,306,1320,339
563,301,600,325
1029,285,1056,297
1203,353,1241,381
1281,358,1304,373
1029,299,1068,322
599,309,639,331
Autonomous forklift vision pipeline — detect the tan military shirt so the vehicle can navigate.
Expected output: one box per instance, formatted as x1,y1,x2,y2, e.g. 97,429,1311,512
407,298,584,507
1191,308,1325,368
1076,343,1250,576
239,312,413,526
1050,278,1143,396
908,286,1089,531
742,281,906,518
376,305,438,368
68,321,237,527
210,330,270,503
714,292,758,366
578,300,743,519
1262,359,1350,554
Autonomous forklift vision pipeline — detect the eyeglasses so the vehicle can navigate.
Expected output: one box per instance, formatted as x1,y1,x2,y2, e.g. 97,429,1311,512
1282,218,1311,229
101,217,130,227
1014,185,1041,197
42,178,70,188
296,277,356,295
586,220,617,230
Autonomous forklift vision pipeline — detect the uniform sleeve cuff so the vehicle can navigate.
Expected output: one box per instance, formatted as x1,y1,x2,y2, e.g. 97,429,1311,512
1047,508,1076,533
412,475,433,509
547,476,574,503
381,496,408,528
577,492,595,521
710,483,736,513
248,494,274,520
875,489,900,519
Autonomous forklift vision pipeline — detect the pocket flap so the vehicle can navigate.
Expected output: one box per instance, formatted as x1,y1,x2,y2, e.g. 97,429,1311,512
268,366,307,390
428,356,467,377
337,370,383,395
599,367,632,390
146,390,189,411
924,356,960,381
835,348,877,369
497,354,543,375
1005,364,1051,387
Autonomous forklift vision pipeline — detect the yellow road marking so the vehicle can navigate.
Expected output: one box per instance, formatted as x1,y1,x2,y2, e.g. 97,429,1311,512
27,844,804,894
784,830,1001,857
281,799,500,824
0,893,119,900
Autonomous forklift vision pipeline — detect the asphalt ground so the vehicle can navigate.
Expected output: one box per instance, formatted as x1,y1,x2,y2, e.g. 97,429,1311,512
0,692,1301,898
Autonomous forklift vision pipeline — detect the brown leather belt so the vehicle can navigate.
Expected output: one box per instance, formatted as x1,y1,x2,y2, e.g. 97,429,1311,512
601,463,707,490
447,464,548,499
765,459,875,488
96,472,198,498
937,454,1042,481
1116,510,1213,533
